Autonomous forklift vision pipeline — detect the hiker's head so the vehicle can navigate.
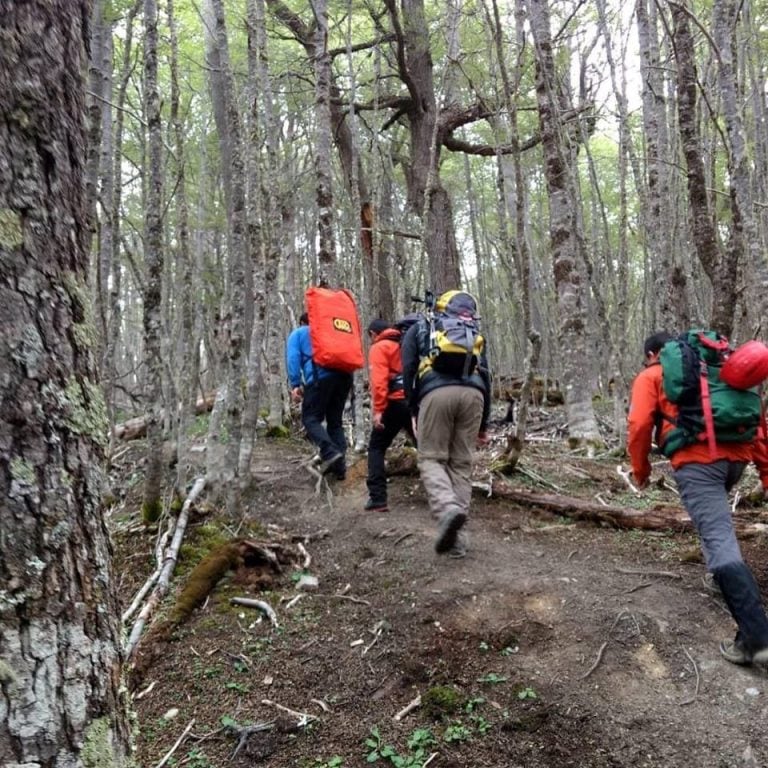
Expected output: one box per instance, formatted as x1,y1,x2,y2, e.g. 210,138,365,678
299,312,309,326
643,331,672,361
367,318,390,340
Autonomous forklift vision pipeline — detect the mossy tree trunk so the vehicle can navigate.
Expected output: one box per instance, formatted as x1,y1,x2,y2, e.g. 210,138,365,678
0,2,131,763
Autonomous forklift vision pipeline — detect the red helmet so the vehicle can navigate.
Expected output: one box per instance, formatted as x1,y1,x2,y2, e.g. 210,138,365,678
721,340,768,389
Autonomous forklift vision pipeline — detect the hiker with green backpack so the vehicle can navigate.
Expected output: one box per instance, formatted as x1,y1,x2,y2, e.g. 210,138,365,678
628,330,768,666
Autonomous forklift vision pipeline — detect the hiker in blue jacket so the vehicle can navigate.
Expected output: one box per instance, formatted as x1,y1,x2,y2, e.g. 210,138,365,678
286,313,351,479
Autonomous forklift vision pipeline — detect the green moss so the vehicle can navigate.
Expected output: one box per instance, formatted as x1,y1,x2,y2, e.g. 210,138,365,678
0,208,23,249
81,716,115,768
422,685,462,719
178,523,231,576
170,493,184,515
142,499,163,524
169,543,240,626
265,424,290,438
10,457,36,485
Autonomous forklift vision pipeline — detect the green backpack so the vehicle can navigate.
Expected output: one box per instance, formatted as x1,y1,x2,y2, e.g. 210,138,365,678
659,330,762,457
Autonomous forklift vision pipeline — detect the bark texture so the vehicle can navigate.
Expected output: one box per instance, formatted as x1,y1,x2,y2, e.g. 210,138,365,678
0,2,130,764
141,0,166,522
672,3,735,337
526,0,600,445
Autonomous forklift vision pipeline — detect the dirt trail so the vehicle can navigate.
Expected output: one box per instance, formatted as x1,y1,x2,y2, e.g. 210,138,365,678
126,440,768,768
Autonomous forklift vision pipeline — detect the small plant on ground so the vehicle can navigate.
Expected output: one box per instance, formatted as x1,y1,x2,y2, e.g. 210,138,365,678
477,673,507,685
313,757,344,768
443,722,472,743
184,748,213,768
517,686,538,700
365,726,437,766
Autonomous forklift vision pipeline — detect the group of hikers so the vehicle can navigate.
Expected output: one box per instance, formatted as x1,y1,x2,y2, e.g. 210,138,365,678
287,285,768,668
286,288,490,558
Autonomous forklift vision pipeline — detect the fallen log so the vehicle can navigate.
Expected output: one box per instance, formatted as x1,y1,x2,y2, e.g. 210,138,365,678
489,477,768,536
113,392,216,441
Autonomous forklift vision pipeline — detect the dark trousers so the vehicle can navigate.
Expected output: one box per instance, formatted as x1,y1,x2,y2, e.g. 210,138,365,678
302,373,352,469
366,399,415,503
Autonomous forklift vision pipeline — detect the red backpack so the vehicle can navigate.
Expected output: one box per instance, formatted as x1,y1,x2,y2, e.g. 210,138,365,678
305,286,364,373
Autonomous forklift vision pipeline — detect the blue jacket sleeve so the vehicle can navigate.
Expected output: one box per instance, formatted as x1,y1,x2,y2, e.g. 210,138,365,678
286,329,304,387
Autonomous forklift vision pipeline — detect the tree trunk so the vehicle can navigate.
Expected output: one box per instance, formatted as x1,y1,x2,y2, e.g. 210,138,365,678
167,0,196,492
313,0,337,284
637,0,687,332
0,3,131,762
211,0,248,516
712,0,768,338
672,2,735,337
526,0,601,447
142,0,166,523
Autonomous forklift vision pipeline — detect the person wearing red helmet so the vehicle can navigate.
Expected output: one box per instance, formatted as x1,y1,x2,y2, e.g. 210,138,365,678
628,331,768,666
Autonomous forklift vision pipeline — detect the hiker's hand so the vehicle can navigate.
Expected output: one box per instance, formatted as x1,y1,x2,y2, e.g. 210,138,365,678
291,386,303,403
411,416,418,439
372,412,384,430
477,431,489,447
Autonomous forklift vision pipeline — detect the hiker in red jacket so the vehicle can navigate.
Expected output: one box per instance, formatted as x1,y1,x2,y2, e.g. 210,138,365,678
628,331,768,666
364,319,415,512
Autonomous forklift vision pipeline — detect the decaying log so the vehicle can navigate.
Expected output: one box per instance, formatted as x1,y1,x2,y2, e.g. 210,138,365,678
489,477,768,535
113,391,216,441
385,447,418,476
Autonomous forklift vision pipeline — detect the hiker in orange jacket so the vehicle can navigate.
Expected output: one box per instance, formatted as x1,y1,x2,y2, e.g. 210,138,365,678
364,319,415,512
628,331,768,666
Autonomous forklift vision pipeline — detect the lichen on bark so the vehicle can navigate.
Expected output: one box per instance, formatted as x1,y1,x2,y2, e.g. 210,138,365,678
0,207,23,249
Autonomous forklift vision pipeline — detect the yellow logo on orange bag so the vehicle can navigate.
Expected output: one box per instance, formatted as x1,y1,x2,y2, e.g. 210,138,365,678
333,317,353,333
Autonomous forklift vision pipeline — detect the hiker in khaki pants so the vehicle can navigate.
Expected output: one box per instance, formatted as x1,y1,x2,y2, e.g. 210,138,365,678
401,291,491,557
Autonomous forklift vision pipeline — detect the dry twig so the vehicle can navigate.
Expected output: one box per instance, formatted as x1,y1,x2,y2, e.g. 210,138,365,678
230,597,279,627
679,647,700,706
261,698,317,725
154,719,195,768
393,694,422,721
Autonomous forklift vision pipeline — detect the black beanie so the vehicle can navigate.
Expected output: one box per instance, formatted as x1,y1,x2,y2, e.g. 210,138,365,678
368,319,391,335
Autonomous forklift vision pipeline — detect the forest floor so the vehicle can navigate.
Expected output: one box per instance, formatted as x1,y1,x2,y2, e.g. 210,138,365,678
112,405,768,768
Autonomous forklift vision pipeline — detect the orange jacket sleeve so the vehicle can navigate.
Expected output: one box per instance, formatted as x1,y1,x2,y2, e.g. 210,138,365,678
368,340,391,416
752,424,768,489
627,365,662,486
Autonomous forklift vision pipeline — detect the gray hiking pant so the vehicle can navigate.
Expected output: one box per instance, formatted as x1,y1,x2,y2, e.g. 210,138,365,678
674,460,746,572
417,386,484,520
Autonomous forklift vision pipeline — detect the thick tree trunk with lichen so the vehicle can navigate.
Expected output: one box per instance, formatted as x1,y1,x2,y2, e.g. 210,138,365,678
0,2,131,764
526,0,601,447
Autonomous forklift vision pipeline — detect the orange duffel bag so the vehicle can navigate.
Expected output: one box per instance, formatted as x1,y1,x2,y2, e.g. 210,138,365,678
305,286,364,373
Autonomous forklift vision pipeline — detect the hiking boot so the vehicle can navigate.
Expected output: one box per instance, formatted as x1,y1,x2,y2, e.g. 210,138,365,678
364,498,389,513
720,638,751,665
719,638,768,666
435,510,467,554
448,530,468,559
317,452,343,475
